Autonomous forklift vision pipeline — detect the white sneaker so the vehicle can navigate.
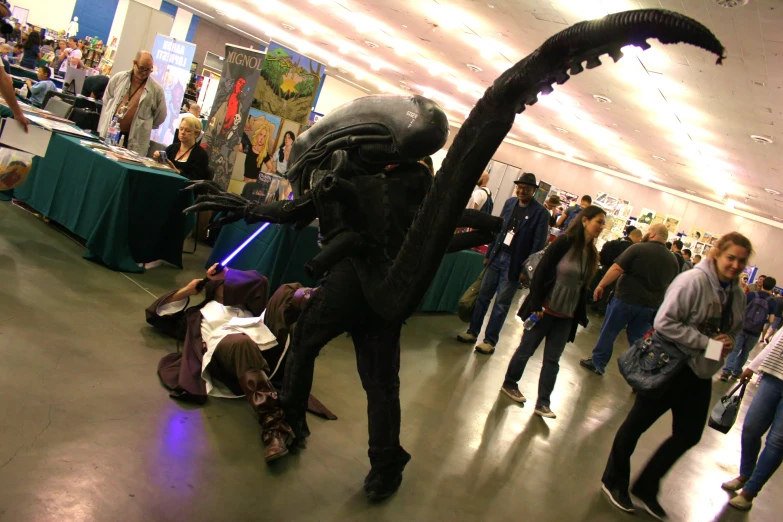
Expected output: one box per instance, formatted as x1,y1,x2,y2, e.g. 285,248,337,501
721,478,747,492
456,332,477,344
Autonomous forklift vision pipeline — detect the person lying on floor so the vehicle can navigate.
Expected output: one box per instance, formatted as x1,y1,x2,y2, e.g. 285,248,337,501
146,264,313,462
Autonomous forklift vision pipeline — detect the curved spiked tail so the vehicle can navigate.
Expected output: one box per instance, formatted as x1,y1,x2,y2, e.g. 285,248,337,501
372,9,725,321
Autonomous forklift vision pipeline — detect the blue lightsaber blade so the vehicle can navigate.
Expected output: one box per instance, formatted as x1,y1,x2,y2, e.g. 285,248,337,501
196,222,270,291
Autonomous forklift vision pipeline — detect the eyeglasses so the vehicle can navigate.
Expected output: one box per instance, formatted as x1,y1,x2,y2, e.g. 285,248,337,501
135,63,153,73
517,185,536,193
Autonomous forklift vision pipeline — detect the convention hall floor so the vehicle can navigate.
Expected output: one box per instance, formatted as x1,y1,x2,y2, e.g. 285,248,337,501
1,201,780,522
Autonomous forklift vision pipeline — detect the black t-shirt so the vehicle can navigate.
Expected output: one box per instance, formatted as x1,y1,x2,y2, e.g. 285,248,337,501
614,241,680,308
501,202,529,252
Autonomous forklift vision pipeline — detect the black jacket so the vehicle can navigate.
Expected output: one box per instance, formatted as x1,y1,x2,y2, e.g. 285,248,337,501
517,234,590,343
165,143,211,181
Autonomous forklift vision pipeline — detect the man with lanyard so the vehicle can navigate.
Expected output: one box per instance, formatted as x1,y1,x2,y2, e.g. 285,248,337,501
97,50,166,156
457,172,549,354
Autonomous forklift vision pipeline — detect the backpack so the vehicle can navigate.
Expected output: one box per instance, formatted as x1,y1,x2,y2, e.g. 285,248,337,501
743,293,770,333
520,246,547,287
562,204,580,229
479,187,494,215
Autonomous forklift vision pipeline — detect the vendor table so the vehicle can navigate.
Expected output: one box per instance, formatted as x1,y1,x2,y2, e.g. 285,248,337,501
207,219,486,313
2,134,194,272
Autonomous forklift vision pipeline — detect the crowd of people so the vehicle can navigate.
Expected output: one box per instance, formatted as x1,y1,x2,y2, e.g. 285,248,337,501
454,171,782,516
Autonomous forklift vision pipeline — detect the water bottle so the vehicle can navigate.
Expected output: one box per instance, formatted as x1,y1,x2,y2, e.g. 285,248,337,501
109,117,120,146
523,313,539,331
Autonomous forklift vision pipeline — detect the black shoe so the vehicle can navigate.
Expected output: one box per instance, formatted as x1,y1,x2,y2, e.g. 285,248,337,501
602,482,635,513
580,358,603,375
364,449,412,502
631,488,667,520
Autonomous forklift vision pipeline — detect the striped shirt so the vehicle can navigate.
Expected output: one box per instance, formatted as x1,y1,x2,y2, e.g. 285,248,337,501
749,329,783,381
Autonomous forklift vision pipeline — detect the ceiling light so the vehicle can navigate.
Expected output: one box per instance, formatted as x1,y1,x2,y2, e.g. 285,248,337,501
685,189,697,195
726,199,737,209
752,80,765,86
554,127,569,134
308,0,325,4
774,216,783,222
364,41,379,48
652,155,666,161
338,45,348,54
173,1,215,18
765,188,781,195
402,24,408,28
606,164,618,170
750,134,773,144
537,143,549,149
370,62,381,71
281,23,296,31
593,95,612,104
298,42,312,54
488,4,495,8
354,70,365,80
466,63,483,72
302,26,314,35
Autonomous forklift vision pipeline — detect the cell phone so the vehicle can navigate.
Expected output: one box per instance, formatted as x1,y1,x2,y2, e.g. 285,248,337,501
159,151,167,164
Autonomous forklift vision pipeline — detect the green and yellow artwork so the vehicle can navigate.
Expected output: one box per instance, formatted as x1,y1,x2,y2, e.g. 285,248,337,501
252,42,326,125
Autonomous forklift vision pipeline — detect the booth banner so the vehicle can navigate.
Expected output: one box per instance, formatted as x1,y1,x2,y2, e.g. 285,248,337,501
203,45,265,189
252,41,326,125
149,35,197,145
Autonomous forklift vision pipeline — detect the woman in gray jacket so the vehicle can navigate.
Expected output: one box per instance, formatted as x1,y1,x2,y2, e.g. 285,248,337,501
601,232,750,519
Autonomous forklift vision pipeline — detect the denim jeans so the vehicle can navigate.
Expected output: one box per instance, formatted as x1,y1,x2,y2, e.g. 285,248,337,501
740,374,783,496
724,331,761,377
468,250,518,346
590,297,656,374
503,313,573,408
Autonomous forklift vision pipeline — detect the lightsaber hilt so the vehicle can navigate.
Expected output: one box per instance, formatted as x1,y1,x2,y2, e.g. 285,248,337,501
196,263,224,292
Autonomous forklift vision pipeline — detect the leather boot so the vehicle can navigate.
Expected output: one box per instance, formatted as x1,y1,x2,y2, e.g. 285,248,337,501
239,370,295,462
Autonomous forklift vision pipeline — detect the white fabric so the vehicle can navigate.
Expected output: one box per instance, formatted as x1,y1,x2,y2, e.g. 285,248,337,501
157,299,277,398
749,329,783,381
467,187,489,210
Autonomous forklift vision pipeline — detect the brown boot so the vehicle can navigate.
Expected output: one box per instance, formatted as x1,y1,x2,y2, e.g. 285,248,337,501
239,370,295,462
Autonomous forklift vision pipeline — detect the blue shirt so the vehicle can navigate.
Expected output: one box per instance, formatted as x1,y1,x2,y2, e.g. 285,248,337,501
29,79,56,107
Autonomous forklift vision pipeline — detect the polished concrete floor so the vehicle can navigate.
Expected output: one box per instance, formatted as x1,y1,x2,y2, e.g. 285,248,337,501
1,200,781,522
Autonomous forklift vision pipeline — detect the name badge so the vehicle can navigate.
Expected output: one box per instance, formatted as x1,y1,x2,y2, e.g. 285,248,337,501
503,230,515,246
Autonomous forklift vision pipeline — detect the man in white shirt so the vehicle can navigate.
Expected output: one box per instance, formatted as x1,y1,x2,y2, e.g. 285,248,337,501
467,171,491,211
147,264,310,461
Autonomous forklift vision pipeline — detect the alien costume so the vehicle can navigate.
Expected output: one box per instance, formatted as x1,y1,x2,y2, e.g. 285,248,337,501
185,9,725,500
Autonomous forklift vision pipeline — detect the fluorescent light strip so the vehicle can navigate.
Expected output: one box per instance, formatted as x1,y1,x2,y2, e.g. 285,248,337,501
334,75,371,93
227,24,268,44
173,0,215,19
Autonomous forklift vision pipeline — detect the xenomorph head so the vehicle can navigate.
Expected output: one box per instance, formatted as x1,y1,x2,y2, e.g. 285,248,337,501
286,95,449,197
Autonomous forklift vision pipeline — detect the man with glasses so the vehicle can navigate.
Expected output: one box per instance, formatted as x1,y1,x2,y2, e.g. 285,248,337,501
98,50,166,156
457,172,549,354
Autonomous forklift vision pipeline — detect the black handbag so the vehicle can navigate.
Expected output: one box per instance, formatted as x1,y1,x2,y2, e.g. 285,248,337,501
708,381,747,434
617,331,689,396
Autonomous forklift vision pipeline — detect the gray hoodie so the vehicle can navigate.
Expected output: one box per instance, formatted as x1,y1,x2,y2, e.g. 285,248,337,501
653,257,745,378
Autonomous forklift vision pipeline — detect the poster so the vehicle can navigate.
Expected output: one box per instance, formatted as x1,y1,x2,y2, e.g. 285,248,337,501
663,215,681,235
689,227,705,241
149,35,196,145
203,45,265,189
637,208,656,225
703,232,717,246
252,41,326,125
239,109,281,181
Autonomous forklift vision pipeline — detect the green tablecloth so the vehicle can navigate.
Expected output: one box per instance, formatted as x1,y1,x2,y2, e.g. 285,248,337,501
206,220,321,292
208,219,486,313
6,134,194,272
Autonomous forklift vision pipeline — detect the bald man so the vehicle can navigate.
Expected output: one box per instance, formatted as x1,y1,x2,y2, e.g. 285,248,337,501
98,50,167,155
581,223,680,375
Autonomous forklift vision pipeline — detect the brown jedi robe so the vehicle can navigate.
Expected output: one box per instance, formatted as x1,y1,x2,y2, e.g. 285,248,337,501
146,269,269,404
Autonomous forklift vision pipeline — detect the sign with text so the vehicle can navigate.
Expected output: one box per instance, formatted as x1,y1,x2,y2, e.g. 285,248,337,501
149,35,197,145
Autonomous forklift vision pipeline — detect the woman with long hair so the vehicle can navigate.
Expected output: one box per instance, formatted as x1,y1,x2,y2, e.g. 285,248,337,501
243,120,275,182
275,130,296,176
20,30,41,69
501,205,606,419
601,232,749,519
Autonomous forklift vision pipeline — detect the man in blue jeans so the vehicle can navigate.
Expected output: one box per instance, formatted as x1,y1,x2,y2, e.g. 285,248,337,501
720,276,777,381
457,172,549,355
580,223,679,375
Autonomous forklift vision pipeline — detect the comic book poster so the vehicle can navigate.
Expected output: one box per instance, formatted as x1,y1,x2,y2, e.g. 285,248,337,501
238,109,282,181
149,35,196,145
203,45,265,189
689,227,705,241
637,208,656,225
252,41,326,125
664,215,681,235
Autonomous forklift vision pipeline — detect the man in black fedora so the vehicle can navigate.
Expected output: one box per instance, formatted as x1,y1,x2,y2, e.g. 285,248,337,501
458,172,549,354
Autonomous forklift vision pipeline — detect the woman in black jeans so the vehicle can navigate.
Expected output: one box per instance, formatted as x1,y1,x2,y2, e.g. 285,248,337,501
601,232,749,519
501,205,606,418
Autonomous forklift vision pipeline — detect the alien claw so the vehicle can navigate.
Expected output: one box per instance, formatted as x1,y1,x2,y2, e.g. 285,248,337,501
586,56,602,69
569,62,584,75
554,72,570,85
608,48,623,62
